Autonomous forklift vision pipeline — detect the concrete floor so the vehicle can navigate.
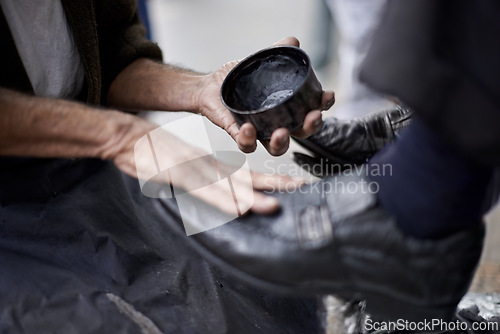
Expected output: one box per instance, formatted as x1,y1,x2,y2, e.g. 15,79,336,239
472,207,500,293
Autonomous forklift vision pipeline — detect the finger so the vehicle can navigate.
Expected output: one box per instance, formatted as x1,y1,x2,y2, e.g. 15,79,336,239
220,59,240,74
291,110,323,139
236,123,258,153
211,171,281,216
223,121,240,141
272,36,300,47
250,191,280,215
250,171,305,191
321,90,336,110
262,128,290,156
192,182,253,217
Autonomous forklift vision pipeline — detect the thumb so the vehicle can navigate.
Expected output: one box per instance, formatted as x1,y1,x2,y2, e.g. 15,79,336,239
273,36,300,47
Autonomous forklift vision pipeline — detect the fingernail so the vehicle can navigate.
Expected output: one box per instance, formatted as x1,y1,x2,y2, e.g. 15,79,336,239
279,136,288,145
244,128,254,137
313,119,322,128
265,196,279,206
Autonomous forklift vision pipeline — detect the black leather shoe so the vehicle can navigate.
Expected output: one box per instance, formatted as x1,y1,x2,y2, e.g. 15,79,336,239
293,105,413,177
157,167,484,324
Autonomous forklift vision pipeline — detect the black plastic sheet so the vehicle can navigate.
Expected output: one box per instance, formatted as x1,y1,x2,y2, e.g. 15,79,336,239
0,158,318,334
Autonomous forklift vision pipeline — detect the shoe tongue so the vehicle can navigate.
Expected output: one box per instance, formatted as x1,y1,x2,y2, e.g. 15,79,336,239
323,169,377,222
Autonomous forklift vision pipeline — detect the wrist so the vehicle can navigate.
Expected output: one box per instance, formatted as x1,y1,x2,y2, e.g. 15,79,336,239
97,110,156,162
160,71,209,113
107,59,209,113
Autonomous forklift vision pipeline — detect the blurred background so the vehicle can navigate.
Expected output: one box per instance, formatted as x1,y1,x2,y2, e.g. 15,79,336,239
143,0,337,180
146,0,334,86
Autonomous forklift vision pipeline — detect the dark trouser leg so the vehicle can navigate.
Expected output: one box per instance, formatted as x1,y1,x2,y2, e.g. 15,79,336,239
137,0,151,40
368,117,493,239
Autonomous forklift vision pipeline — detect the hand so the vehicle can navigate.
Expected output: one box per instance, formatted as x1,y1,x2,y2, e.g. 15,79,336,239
111,117,304,215
0,87,301,216
197,36,335,156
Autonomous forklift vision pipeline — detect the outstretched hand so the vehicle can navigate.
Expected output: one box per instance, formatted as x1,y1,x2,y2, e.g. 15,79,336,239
198,36,335,156
112,118,304,216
